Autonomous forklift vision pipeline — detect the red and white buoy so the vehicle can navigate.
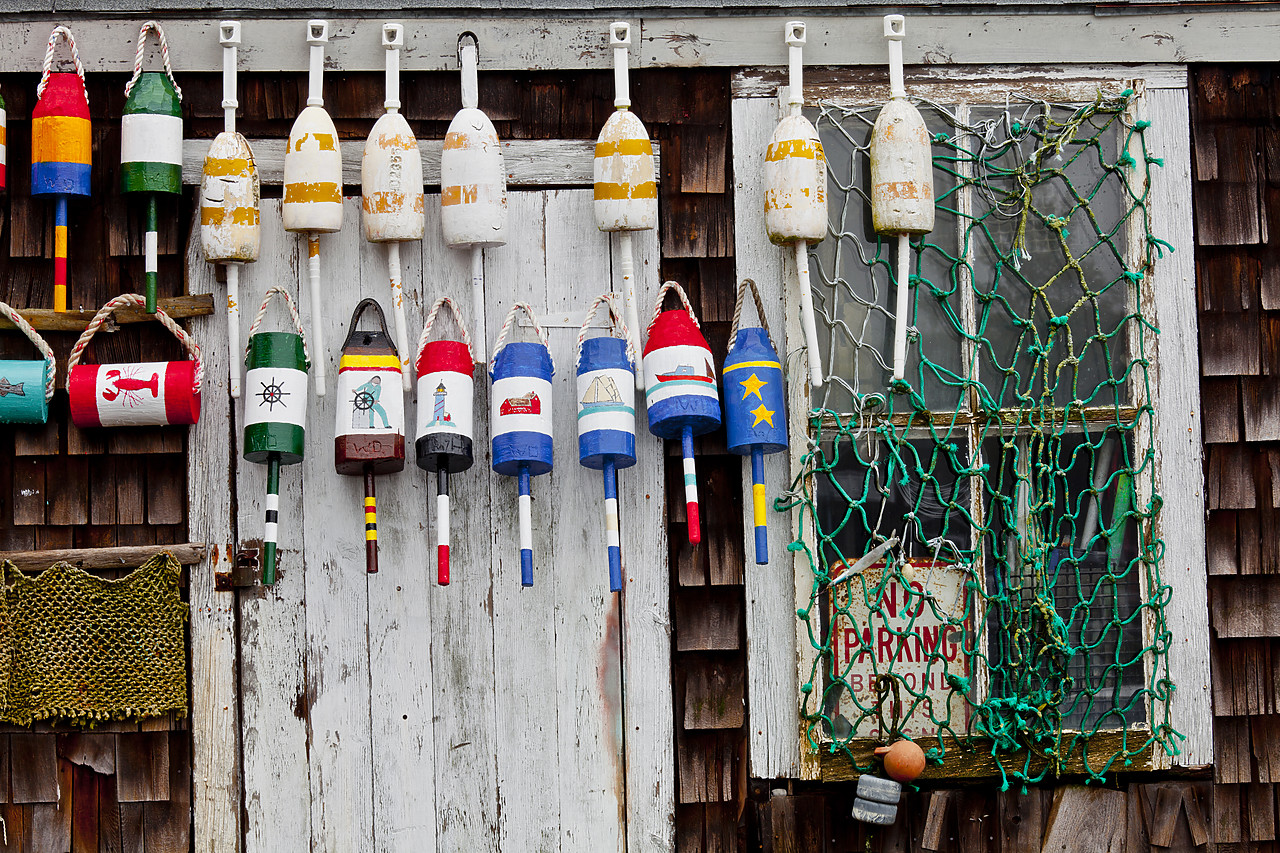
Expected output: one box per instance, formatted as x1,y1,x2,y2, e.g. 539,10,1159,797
765,21,827,388
594,22,656,389
282,20,341,397
362,23,424,390
871,15,934,382
441,33,507,362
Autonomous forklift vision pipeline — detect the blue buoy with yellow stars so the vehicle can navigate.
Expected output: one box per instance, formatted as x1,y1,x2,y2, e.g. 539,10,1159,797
723,317,787,565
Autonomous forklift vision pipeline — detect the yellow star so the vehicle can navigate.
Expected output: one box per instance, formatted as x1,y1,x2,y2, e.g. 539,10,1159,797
740,373,767,401
750,403,776,428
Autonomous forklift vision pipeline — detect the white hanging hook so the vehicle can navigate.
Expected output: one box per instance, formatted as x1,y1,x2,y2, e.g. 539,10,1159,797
383,23,403,112
220,21,240,133
610,22,631,110
884,15,906,101
306,20,328,107
785,21,805,113
458,32,479,111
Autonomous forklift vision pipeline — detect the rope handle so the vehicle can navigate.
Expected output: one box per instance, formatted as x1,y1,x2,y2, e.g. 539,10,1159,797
67,294,203,394
343,298,392,347
646,281,700,336
0,302,56,402
417,297,475,365
38,26,87,103
576,292,635,371
125,21,183,101
246,287,311,370
728,277,774,345
490,303,554,372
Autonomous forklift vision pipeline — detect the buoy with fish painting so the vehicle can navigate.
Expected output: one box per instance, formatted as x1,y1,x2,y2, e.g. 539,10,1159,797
0,302,56,425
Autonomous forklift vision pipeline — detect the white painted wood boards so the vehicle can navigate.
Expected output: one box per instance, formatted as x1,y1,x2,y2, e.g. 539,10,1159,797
195,191,670,852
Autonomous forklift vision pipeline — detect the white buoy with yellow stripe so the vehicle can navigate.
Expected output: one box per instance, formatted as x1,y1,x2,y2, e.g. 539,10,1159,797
201,21,260,399
441,33,507,364
871,15,934,383
594,21,656,390
362,23,423,391
282,20,341,397
765,21,827,388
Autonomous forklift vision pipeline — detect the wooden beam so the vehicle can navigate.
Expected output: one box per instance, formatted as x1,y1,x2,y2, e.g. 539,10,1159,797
0,296,215,333
0,543,205,571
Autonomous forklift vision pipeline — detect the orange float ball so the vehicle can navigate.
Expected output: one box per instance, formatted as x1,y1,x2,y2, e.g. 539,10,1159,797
875,739,926,783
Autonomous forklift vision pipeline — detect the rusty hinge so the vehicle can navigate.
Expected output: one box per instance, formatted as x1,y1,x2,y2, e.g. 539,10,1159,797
214,548,261,590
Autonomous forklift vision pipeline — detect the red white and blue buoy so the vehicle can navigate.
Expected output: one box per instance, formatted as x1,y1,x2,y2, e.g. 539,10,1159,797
642,282,720,544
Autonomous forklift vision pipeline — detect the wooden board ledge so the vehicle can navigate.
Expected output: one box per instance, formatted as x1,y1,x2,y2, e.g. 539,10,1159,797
0,543,206,571
0,295,215,333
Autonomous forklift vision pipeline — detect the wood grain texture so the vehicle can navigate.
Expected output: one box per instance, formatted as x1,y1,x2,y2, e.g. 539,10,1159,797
115,732,169,803
1040,786,1126,853
0,296,214,333
0,543,204,571
9,733,58,803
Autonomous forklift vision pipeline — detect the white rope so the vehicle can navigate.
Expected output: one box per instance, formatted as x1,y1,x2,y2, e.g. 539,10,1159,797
67,294,202,394
417,297,475,365
37,26,87,103
575,292,635,371
246,287,311,369
490,303,554,372
125,21,183,101
646,281,700,335
0,302,56,402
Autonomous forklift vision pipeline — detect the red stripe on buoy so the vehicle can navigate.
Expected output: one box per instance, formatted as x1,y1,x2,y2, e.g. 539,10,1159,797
67,364,102,427
643,309,709,356
687,501,701,544
418,339,472,375
163,361,201,426
438,545,450,585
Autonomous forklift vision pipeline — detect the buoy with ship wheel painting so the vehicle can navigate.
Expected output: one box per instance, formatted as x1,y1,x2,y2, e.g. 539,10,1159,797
490,303,554,587
120,21,184,314
643,282,720,545
415,297,477,586
243,287,311,586
362,23,423,389
67,294,202,429
0,302,56,425
282,20,341,397
722,279,788,565
334,299,405,575
201,21,260,399
31,25,90,313
576,293,637,592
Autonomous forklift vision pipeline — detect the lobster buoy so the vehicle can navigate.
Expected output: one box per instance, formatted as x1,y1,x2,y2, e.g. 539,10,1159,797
121,22,184,314
243,287,311,586
576,294,637,591
871,15,935,383
643,282,720,545
490,304,554,587
282,20,341,396
0,303,56,424
415,298,476,586
32,26,90,313
335,299,405,575
67,294,202,428
0,88,7,191
442,33,507,361
723,280,787,565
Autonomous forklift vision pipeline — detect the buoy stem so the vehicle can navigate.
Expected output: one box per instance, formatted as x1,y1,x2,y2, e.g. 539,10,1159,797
437,467,451,585
892,234,910,382
786,21,805,114
54,196,68,312
145,194,159,313
519,463,533,586
263,454,281,585
618,232,644,390
795,242,824,388
226,262,242,398
752,447,768,565
382,23,403,112
458,35,479,111
682,426,701,545
884,15,907,101
470,246,486,365
386,242,411,390
306,20,327,108
219,21,240,134
364,466,378,574
307,234,327,396
610,22,631,109
604,458,622,591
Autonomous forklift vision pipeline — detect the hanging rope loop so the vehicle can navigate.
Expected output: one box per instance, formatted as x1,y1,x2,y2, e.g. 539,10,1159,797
67,294,202,394
490,303,554,373
0,302,56,402
417,297,475,365
38,26,87,103
124,21,183,101
246,287,311,370
646,281,699,335
576,292,635,371
728,277,775,347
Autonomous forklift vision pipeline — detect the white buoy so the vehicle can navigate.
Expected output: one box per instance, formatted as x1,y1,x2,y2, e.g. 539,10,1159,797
870,15,934,383
441,33,507,364
282,20,341,396
200,21,260,399
594,22,656,390
765,21,827,389
362,22,425,390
